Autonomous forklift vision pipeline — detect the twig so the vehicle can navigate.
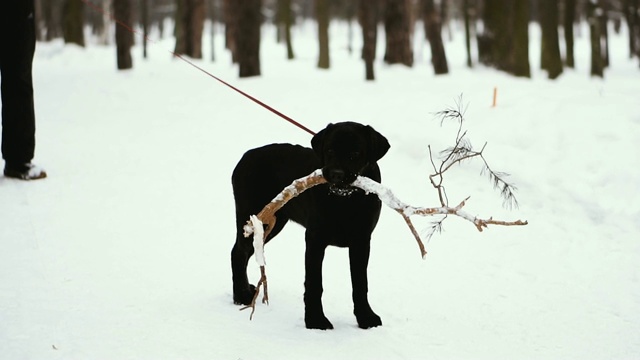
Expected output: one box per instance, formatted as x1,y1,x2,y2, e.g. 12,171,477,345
352,177,528,258
239,265,268,320
430,96,520,210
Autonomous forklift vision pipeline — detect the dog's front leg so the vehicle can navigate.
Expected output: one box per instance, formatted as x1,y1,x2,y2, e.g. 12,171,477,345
349,241,382,329
303,233,333,330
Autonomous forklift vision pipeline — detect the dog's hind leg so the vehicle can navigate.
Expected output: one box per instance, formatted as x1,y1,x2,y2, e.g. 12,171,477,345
231,225,256,305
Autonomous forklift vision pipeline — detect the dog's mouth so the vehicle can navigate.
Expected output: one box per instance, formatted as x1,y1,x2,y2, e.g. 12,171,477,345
323,167,361,196
328,183,358,197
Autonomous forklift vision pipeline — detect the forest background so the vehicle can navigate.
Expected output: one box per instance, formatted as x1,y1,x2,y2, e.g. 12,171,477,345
33,0,640,80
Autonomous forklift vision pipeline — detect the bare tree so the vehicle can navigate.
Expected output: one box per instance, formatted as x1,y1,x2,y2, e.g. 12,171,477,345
422,0,448,74
277,0,295,59
477,0,529,77
142,0,149,58
174,0,206,59
477,0,500,66
462,0,475,68
63,0,85,47
316,0,330,69
358,0,379,80
223,0,238,63
383,0,413,66
209,0,217,61
41,0,64,41
564,0,576,68
511,0,530,77
599,0,610,67
624,0,640,59
587,0,605,77
539,0,563,79
236,0,262,77
114,0,133,69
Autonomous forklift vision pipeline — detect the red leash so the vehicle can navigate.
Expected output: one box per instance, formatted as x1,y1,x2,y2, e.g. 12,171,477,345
80,0,317,136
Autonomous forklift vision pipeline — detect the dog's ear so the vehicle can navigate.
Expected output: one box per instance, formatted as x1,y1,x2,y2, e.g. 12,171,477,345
366,125,390,161
311,124,332,161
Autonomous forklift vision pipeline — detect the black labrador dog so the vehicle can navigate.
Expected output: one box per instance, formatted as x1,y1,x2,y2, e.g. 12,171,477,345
231,122,390,330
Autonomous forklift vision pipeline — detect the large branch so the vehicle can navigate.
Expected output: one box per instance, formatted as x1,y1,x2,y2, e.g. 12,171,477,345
244,169,527,259
240,169,527,317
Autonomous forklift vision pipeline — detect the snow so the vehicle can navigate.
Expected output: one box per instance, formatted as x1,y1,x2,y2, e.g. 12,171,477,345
1,21,639,359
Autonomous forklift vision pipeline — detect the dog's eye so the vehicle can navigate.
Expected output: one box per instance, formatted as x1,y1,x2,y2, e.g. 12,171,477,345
326,149,336,159
349,151,361,161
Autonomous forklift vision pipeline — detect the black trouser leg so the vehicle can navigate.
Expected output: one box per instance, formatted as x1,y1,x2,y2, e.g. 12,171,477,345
1,1,37,164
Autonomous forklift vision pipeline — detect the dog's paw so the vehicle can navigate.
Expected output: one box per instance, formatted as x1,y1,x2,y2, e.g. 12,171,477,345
233,284,257,305
305,313,334,330
355,310,382,329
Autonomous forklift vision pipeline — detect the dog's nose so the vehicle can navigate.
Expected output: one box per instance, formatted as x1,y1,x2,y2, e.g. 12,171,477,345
326,169,346,183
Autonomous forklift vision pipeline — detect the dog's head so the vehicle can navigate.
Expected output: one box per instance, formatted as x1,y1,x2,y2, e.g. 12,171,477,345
311,122,390,195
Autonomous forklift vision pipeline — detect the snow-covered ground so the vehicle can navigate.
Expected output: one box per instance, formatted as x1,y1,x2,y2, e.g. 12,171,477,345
1,21,639,359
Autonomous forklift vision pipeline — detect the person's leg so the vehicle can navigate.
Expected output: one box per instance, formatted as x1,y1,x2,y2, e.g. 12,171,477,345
1,0,45,180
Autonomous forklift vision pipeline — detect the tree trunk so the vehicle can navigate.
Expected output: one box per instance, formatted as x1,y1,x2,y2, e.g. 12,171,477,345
175,0,206,59
34,0,44,41
316,0,330,69
190,0,206,59
285,0,295,60
463,0,473,68
599,0,609,67
383,0,413,66
114,0,133,69
175,0,186,54
422,0,448,74
223,0,238,63
478,0,510,69
477,0,497,66
358,0,379,80
43,0,63,41
477,0,528,77
539,0,562,79
510,0,530,77
63,0,85,47
237,0,261,77
587,0,604,77
279,0,295,60
636,0,640,62
624,0,639,59
142,0,149,58
209,0,216,62
564,0,575,67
